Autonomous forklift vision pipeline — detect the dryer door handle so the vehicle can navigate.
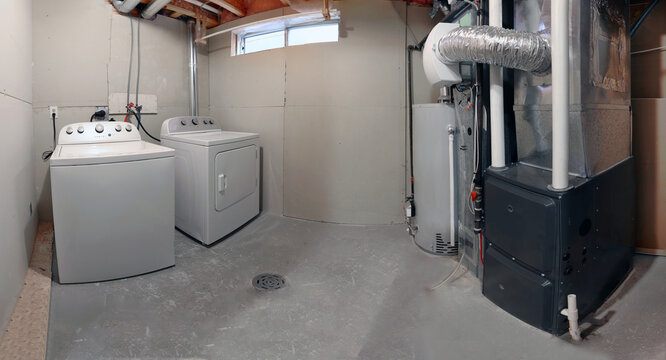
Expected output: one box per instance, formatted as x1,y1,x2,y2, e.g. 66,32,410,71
217,173,227,194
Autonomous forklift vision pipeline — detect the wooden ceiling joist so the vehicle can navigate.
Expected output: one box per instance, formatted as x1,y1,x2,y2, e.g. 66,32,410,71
165,1,220,27
208,0,246,17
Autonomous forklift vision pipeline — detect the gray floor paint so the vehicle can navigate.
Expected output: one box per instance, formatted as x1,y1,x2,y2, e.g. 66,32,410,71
47,214,666,360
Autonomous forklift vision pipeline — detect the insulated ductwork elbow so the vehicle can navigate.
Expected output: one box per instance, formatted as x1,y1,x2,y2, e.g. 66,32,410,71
438,26,552,75
142,0,172,19
112,0,141,13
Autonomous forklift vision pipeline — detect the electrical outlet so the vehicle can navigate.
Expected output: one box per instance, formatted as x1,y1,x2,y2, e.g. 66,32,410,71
49,106,58,119
95,106,109,121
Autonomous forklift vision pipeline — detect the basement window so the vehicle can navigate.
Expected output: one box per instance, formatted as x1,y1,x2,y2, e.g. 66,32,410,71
242,30,286,54
287,23,339,46
234,16,339,55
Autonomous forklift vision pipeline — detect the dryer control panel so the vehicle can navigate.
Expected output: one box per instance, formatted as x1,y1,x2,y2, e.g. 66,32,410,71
160,116,221,136
58,122,141,145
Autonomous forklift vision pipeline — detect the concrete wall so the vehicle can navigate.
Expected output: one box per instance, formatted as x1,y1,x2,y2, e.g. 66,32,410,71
0,0,38,338
33,0,209,220
208,0,438,224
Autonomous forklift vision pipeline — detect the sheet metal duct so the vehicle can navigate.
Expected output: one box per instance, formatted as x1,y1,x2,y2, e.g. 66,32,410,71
142,0,171,19
513,0,631,178
438,26,551,75
112,0,141,13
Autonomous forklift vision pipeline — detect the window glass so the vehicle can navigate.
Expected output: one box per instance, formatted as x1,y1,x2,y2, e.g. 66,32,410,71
287,23,339,47
242,30,285,54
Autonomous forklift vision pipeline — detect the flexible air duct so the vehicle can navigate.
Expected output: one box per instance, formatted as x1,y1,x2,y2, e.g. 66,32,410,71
438,26,552,75
112,0,141,13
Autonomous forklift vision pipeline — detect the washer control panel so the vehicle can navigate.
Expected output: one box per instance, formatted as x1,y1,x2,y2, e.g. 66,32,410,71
161,116,221,136
58,122,141,145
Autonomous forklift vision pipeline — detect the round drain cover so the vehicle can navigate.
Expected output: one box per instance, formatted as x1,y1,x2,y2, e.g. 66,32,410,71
252,273,286,291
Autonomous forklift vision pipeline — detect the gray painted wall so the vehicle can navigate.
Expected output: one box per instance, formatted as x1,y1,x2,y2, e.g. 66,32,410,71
0,0,38,338
208,0,438,224
33,0,210,220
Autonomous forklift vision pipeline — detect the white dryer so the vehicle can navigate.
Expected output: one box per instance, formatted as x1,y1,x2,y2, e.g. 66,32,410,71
160,116,260,245
50,121,175,283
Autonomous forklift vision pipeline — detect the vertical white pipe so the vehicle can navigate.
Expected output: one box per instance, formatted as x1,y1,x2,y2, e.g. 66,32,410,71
561,294,582,341
489,0,506,168
551,0,569,189
448,125,456,247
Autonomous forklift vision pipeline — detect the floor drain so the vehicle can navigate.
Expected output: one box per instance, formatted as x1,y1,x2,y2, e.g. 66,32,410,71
252,273,286,291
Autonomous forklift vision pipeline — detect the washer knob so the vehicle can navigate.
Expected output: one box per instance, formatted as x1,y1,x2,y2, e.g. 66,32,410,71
209,119,214,125
77,126,84,134
65,127,73,135
191,118,199,125
203,119,209,124
115,125,122,132
125,125,132,132
95,124,104,133
180,119,187,126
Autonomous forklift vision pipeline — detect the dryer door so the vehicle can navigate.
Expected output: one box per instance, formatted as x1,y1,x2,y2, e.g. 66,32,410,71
214,145,258,212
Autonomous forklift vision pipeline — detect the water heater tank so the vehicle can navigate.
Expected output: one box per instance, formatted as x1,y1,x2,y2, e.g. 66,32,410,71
413,103,457,255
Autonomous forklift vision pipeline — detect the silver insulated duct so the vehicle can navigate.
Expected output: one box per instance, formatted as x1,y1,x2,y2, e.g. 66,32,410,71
438,26,551,75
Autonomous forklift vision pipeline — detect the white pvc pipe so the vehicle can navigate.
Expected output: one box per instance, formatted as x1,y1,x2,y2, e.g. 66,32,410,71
551,0,569,189
489,0,506,168
112,0,141,13
560,294,582,341
142,0,171,19
448,125,456,247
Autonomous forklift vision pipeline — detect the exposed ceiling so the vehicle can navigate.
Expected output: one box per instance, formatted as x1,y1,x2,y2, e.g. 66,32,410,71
111,0,433,29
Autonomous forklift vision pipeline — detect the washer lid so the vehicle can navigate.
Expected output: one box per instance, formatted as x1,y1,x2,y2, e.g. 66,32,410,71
50,141,174,166
162,131,259,146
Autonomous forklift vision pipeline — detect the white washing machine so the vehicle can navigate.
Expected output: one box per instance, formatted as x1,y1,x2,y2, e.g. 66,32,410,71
50,121,175,283
160,116,260,245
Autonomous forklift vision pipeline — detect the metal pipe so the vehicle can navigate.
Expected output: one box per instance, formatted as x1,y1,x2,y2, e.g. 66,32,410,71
551,0,569,190
188,21,199,117
489,0,505,168
142,0,171,19
631,0,660,37
448,125,456,247
111,0,141,13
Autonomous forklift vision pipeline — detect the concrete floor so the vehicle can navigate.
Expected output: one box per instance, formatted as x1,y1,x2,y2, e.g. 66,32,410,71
47,214,666,360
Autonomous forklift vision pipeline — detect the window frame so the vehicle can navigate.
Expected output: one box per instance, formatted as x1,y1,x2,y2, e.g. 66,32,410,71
233,19,340,56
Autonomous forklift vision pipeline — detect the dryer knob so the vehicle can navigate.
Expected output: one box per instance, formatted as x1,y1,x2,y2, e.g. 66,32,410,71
77,126,84,134
180,119,187,126
115,125,122,132
192,118,199,125
203,119,209,124
209,119,214,125
125,125,132,132
95,124,104,133
66,127,73,135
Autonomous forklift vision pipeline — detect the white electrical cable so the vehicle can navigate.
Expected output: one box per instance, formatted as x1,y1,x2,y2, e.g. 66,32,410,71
428,252,466,290
458,0,478,10
631,45,666,55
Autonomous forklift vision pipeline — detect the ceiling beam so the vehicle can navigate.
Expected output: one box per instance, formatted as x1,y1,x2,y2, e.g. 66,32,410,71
165,1,219,27
207,0,245,17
